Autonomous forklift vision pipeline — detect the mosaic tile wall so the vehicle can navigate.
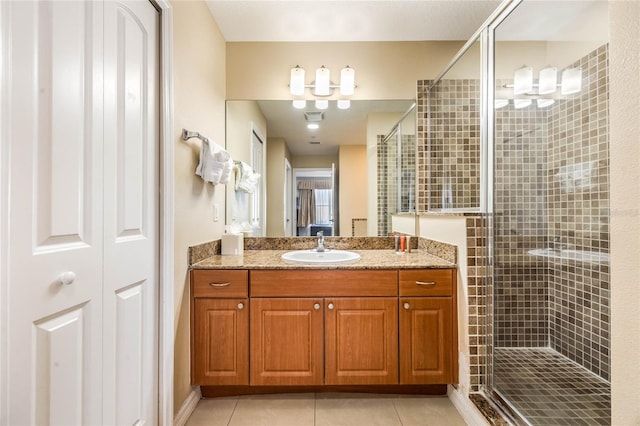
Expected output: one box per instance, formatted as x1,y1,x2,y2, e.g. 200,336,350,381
377,134,416,236
493,87,550,347
491,45,610,379
547,44,610,379
417,79,481,212
465,216,491,393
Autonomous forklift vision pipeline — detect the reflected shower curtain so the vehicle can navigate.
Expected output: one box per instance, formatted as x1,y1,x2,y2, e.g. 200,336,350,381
297,188,316,227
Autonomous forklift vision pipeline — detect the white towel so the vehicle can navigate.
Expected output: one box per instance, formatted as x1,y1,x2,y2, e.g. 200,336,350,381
234,161,261,193
195,138,233,184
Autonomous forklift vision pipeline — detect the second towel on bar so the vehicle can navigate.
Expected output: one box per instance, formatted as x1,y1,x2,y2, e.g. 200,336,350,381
195,137,233,184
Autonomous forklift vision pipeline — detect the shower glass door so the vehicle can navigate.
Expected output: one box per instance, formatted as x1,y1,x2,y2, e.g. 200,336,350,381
489,1,611,424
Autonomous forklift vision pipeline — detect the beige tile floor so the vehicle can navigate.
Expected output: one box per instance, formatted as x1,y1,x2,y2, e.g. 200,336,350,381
186,393,468,426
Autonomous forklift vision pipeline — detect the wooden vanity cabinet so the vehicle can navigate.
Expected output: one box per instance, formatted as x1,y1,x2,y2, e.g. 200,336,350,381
190,270,249,386
325,297,398,385
250,297,324,386
250,270,399,386
399,269,457,384
191,267,457,390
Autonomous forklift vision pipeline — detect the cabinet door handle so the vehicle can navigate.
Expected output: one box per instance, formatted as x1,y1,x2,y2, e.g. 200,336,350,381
237,303,244,310
416,281,436,287
403,302,410,310
209,282,231,287
313,303,321,310
327,303,334,310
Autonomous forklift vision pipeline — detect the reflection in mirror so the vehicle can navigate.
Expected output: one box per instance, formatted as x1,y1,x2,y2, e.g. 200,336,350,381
419,37,481,213
225,100,417,237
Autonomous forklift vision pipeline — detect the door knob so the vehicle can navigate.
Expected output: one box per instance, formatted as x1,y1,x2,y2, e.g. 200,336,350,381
57,271,76,285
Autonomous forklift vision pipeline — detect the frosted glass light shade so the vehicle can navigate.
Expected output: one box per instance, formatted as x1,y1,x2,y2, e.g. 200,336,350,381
337,99,350,109
536,98,555,108
290,66,305,96
314,66,331,96
340,66,355,95
514,99,532,109
561,68,582,95
315,99,328,110
514,66,533,95
494,99,508,109
538,67,557,95
292,99,306,109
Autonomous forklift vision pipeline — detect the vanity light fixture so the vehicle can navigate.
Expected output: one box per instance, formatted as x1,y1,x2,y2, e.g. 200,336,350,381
337,99,351,110
495,99,509,109
536,98,555,108
513,66,533,95
538,66,558,95
292,99,307,109
514,99,532,109
315,99,329,110
560,68,582,95
288,64,356,109
505,66,582,96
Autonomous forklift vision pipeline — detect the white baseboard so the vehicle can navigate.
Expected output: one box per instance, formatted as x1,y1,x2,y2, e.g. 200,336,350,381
448,386,491,426
173,386,202,426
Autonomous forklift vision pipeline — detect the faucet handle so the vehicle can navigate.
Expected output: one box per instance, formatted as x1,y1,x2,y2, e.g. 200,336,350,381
317,230,324,237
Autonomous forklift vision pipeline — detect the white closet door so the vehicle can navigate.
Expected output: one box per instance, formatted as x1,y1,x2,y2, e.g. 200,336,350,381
102,1,159,424
5,1,104,424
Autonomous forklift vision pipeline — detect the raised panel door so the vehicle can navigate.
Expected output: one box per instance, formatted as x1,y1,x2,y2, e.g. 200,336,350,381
399,298,453,384
325,298,398,385
250,298,323,386
193,299,249,385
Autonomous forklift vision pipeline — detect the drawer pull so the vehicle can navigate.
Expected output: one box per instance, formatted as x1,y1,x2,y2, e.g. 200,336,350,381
403,302,410,310
237,303,244,310
314,303,321,310
416,281,436,287
209,282,231,287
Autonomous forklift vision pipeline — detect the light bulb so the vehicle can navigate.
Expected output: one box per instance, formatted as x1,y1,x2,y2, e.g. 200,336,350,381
314,66,331,96
290,66,305,96
514,66,533,95
561,68,582,95
340,66,355,96
538,67,558,95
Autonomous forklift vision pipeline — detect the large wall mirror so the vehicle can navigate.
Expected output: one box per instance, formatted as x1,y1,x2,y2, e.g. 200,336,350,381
225,99,416,237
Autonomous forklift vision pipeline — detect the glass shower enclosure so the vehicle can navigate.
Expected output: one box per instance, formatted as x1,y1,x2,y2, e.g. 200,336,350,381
488,1,611,424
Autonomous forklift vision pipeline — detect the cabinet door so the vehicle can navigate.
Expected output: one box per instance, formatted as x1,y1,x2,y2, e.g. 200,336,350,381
193,299,248,385
400,298,453,384
250,298,324,385
325,298,398,385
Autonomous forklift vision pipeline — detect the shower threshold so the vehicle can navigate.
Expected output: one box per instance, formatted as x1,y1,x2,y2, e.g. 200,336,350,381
493,347,610,425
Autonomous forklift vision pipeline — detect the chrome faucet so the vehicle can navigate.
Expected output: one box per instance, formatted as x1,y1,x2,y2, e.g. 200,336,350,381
316,231,325,252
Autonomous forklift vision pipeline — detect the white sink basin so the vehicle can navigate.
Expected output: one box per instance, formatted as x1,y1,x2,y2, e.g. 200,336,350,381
281,249,361,265
528,248,609,263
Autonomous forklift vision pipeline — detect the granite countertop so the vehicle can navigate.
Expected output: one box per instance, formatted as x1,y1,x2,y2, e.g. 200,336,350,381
191,249,455,270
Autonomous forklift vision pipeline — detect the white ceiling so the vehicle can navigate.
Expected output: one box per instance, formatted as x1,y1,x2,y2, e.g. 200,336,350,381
205,1,502,42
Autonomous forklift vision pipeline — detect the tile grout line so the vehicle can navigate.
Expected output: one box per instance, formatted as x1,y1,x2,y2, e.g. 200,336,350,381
226,397,240,426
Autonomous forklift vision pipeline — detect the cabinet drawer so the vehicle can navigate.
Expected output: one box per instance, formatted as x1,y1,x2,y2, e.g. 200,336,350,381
251,270,398,297
192,270,248,298
399,269,453,297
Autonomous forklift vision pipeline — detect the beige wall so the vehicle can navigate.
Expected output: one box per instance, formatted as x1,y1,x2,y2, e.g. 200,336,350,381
338,145,367,236
266,138,291,236
610,1,640,424
226,41,464,100
171,0,227,415
290,155,338,169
